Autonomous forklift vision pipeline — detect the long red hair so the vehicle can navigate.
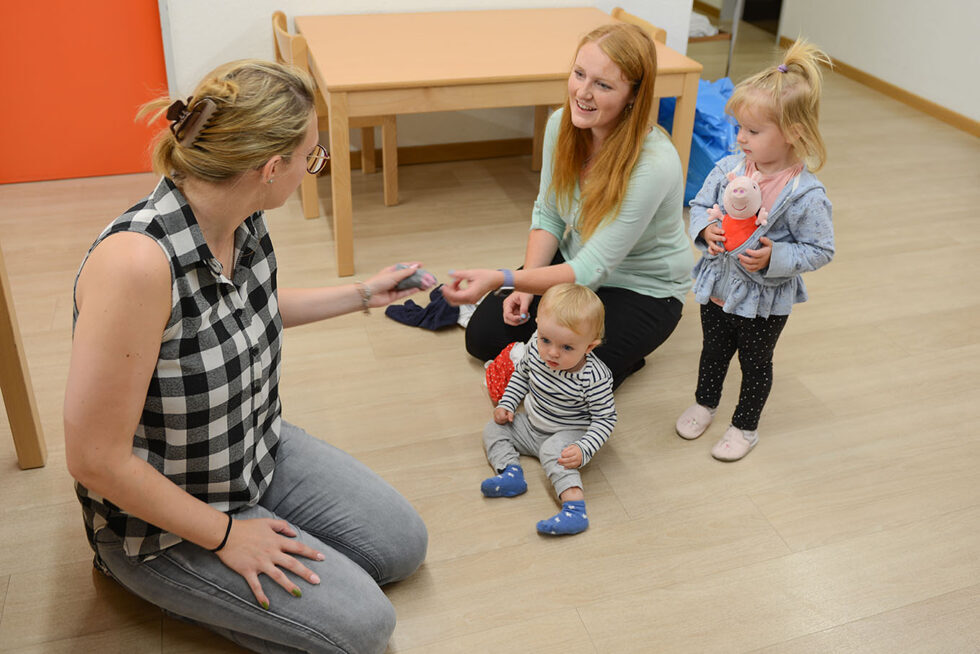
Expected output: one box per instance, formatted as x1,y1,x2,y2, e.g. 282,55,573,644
550,23,657,242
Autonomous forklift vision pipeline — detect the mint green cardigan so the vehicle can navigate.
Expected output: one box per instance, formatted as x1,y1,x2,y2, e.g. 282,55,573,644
531,109,694,302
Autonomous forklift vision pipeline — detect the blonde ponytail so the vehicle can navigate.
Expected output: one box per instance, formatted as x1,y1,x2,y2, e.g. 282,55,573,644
727,39,832,171
140,60,315,183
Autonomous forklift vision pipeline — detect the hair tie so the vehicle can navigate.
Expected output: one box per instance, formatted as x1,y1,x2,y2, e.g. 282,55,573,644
166,96,218,147
777,64,789,73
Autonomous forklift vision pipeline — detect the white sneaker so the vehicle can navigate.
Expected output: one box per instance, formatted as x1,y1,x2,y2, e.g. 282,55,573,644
675,404,715,440
710,425,758,461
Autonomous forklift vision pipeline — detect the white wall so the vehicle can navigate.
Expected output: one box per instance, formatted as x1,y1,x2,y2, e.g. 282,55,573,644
779,0,979,121
159,0,694,148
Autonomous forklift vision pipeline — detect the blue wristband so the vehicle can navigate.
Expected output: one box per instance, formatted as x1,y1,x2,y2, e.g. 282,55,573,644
494,269,515,296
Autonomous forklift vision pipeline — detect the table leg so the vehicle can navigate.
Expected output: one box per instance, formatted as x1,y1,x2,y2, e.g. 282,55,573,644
360,127,377,174
300,168,320,219
382,115,398,207
0,243,46,469
532,105,550,172
671,71,700,183
328,92,355,276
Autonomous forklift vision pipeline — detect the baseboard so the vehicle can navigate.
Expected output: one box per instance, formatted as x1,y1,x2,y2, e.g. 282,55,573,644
321,138,532,174
689,32,731,43
778,36,980,138
689,2,730,44
693,1,720,19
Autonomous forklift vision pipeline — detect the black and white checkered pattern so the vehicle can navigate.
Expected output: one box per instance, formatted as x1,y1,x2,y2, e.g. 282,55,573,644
73,178,282,559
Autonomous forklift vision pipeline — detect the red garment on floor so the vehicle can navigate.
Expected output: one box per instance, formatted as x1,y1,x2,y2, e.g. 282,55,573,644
486,342,520,404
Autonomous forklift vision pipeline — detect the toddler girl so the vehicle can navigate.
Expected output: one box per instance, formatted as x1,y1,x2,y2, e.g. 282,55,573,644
677,40,835,461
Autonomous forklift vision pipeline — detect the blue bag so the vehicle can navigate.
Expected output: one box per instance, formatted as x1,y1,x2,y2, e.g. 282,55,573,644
658,78,737,205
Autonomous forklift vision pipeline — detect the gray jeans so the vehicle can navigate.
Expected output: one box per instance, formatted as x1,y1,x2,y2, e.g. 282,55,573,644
94,421,428,654
483,412,585,497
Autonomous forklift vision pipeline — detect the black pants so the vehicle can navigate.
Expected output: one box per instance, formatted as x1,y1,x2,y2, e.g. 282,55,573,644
695,301,788,431
464,264,683,390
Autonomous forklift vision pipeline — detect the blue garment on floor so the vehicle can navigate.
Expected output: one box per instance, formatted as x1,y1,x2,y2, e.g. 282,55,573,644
384,285,460,330
658,77,737,205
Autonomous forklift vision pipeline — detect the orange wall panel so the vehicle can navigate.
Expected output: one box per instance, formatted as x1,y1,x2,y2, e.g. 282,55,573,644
0,1,168,183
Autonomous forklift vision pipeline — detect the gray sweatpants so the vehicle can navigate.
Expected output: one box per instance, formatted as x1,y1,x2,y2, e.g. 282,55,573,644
483,411,585,497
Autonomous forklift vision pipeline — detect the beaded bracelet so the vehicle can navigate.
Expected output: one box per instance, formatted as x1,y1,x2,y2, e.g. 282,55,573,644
355,281,372,314
210,513,233,553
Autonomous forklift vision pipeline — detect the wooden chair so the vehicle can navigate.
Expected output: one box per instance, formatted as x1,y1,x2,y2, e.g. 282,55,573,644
611,7,667,44
272,11,397,219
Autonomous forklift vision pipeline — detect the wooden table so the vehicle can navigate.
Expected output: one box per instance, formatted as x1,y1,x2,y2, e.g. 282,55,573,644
0,241,46,469
296,8,702,276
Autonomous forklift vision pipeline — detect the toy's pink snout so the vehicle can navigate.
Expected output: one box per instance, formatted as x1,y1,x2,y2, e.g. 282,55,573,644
724,177,762,219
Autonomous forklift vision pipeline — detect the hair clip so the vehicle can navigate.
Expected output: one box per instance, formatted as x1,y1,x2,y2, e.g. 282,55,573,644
777,64,789,73
166,96,218,147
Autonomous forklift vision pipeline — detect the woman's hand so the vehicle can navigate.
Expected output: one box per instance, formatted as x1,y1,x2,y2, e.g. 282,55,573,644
502,292,533,326
701,224,726,255
441,269,502,306
364,263,429,308
215,517,325,609
558,444,583,469
738,237,773,272
493,406,515,424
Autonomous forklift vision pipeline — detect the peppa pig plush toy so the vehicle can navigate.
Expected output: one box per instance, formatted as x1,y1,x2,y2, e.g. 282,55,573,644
707,171,769,251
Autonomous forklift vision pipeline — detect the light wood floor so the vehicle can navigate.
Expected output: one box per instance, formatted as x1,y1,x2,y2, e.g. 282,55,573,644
1,23,978,654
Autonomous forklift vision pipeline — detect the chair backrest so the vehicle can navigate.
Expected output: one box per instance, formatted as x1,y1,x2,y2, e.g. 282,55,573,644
272,10,310,71
611,7,667,44
272,11,329,118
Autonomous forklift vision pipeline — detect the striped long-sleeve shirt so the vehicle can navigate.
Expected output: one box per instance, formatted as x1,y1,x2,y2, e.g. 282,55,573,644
498,332,617,466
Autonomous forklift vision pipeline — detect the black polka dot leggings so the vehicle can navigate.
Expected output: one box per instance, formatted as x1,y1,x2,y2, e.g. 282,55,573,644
695,301,789,431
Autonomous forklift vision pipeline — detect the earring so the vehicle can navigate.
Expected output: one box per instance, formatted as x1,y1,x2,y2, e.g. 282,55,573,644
267,178,275,184
624,103,634,115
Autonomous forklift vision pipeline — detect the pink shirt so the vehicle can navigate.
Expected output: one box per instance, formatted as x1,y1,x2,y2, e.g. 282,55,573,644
745,160,804,213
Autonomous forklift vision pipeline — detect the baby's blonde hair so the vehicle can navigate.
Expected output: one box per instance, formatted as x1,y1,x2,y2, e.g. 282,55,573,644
538,283,605,342
727,39,832,171
140,59,315,183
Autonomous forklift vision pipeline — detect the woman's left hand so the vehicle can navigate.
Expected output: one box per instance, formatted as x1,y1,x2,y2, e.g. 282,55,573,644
738,237,773,272
502,292,533,326
364,263,430,307
441,269,501,306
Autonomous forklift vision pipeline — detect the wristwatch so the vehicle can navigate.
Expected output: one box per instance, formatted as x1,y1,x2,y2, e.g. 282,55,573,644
493,269,515,297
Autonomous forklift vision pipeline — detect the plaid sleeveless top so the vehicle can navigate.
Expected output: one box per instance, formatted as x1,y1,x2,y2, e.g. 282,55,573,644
73,177,282,558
